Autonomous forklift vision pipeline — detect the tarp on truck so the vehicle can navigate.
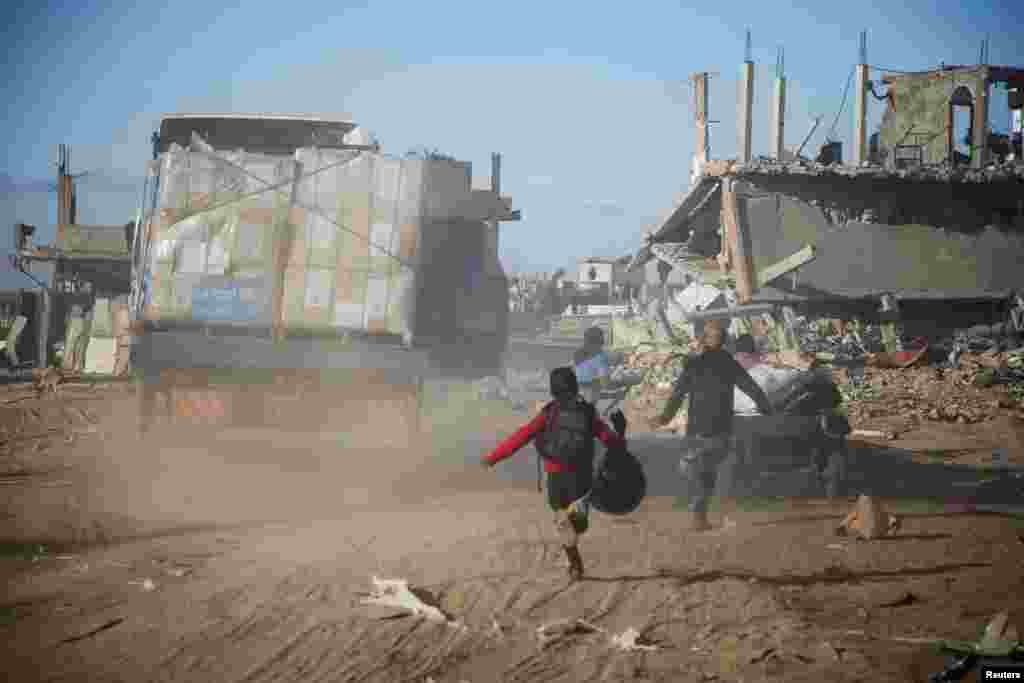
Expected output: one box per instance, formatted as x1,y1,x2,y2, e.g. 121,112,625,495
136,131,504,344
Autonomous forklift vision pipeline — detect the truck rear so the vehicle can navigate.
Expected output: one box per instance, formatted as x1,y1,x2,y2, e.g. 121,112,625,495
129,115,511,445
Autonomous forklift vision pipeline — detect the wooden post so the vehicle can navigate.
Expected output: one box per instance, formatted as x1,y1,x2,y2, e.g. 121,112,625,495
721,180,756,305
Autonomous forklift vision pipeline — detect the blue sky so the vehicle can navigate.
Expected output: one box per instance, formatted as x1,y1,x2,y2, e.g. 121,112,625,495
2,0,1022,288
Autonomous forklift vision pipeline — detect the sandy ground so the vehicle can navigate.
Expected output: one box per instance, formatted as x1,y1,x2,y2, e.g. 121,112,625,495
2,380,1024,683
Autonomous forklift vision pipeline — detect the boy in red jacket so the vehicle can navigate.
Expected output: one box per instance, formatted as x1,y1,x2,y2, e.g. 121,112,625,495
481,366,626,581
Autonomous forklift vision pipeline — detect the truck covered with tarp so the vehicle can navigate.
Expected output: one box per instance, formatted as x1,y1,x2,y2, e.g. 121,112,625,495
129,114,513,441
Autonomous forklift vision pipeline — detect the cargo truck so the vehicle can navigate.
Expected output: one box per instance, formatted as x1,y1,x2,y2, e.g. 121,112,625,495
130,114,516,445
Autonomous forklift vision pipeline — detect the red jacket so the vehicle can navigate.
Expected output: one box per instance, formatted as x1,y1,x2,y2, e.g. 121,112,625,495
483,406,625,473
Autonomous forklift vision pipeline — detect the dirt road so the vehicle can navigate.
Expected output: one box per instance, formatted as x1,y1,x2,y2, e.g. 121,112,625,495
2,382,1024,682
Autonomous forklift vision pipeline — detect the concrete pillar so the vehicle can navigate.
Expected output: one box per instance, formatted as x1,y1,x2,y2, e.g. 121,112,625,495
691,72,709,186
738,62,754,163
972,80,991,168
770,76,786,159
853,64,869,166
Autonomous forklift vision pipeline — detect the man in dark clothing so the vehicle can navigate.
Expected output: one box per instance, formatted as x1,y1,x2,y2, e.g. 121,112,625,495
481,367,627,581
651,320,773,531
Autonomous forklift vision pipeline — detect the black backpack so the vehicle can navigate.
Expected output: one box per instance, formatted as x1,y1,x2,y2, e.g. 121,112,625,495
536,398,596,469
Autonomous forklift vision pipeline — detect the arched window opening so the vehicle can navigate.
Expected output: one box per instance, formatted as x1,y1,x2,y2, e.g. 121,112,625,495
949,86,975,165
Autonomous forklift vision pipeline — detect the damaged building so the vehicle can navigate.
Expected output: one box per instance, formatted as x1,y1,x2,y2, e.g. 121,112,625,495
874,64,1024,168
630,50,1024,348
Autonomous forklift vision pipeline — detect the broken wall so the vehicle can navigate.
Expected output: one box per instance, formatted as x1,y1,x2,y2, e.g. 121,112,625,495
741,191,1024,299
877,67,988,166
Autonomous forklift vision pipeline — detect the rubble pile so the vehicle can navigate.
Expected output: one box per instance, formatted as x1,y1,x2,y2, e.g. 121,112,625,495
835,349,1024,434
796,321,883,360
618,350,687,390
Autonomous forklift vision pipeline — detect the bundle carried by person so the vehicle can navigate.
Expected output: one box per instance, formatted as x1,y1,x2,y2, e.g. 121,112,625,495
588,441,646,516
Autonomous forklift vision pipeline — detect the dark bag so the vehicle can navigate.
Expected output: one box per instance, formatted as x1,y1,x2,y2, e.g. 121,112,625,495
589,446,646,515
537,398,596,469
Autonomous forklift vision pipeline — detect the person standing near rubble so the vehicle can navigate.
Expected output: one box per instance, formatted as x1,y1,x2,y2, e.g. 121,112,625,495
481,367,627,581
651,320,774,531
574,326,611,405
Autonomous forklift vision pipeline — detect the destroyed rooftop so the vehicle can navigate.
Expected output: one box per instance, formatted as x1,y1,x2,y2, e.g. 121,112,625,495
702,157,1024,184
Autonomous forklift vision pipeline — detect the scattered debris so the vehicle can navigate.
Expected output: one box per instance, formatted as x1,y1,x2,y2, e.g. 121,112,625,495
876,591,920,608
836,495,901,540
821,641,844,662
60,617,125,644
866,345,929,369
749,646,777,663
610,627,660,652
979,611,1021,653
850,429,897,441
357,576,454,625
129,578,156,591
535,618,603,648
922,611,1023,681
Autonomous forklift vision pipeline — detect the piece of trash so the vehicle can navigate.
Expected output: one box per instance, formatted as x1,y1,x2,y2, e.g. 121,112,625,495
851,429,896,441
358,576,453,624
167,567,191,578
835,495,901,540
826,544,847,551
536,619,603,647
490,618,505,639
822,642,844,661
129,578,156,591
877,591,920,608
60,617,125,644
610,627,659,652
980,611,1020,655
